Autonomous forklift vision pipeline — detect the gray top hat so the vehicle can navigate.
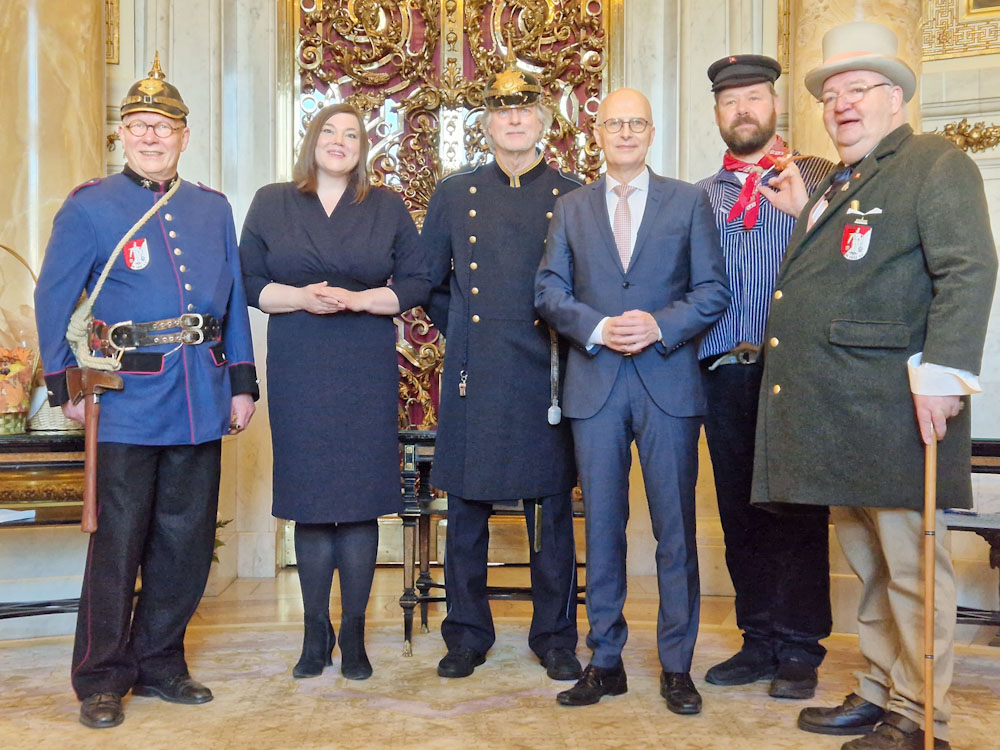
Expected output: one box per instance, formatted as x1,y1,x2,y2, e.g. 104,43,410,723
804,21,916,103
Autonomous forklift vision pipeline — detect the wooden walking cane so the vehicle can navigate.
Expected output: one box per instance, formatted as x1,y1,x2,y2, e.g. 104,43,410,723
923,427,937,750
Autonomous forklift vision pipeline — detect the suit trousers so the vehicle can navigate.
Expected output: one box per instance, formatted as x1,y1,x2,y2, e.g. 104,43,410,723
71,441,222,699
441,492,579,658
831,506,955,741
701,360,831,664
572,358,700,672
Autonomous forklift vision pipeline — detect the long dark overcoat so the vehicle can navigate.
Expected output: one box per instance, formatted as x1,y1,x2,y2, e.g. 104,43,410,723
751,125,997,511
422,158,581,501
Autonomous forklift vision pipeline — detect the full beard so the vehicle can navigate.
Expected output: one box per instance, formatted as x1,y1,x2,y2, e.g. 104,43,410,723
721,111,777,157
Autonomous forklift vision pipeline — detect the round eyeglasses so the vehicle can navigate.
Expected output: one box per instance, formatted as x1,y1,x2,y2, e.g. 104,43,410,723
597,117,650,134
124,120,184,138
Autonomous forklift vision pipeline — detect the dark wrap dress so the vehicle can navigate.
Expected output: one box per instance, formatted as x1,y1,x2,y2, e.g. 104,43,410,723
240,182,431,523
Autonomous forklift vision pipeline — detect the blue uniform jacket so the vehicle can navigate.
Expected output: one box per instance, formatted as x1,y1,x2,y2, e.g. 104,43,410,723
34,171,258,446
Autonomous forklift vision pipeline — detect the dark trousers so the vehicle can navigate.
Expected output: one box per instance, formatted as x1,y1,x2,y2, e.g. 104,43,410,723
701,359,831,665
441,491,578,658
71,441,222,699
572,360,701,672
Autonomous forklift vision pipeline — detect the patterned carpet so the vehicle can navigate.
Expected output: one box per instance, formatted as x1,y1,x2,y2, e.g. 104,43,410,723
1,622,998,750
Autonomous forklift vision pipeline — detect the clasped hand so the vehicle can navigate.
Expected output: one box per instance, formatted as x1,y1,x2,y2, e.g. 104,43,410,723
602,310,660,354
299,281,365,314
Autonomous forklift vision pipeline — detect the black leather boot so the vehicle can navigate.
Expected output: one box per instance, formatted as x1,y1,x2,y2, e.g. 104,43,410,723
339,615,372,680
293,617,335,679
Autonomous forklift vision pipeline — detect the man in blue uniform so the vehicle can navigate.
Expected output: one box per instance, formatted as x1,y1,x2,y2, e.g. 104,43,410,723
423,57,582,681
34,57,258,729
696,55,834,700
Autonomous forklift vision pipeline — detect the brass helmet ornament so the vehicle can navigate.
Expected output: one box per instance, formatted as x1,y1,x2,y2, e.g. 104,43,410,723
120,52,189,120
484,41,543,110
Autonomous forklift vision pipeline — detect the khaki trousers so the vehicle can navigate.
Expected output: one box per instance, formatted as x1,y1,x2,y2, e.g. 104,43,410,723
831,506,955,741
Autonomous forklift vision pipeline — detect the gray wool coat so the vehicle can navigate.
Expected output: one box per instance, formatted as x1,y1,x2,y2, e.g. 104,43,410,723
751,124,997,511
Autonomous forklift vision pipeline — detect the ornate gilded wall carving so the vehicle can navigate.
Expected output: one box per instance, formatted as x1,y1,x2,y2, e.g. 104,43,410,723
923,0,1000,60
293,0,615,429
935,118,1000,151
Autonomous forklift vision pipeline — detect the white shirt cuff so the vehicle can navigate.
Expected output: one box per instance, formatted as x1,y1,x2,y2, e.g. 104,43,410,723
586,318,609,351
907,352,982,396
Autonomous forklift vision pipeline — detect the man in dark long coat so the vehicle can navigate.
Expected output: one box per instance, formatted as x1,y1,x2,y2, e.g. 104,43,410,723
753,22,997,750
422,58,582,681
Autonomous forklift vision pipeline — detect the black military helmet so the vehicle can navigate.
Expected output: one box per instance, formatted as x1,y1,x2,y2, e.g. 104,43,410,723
120,52,189,120
484,43,543,110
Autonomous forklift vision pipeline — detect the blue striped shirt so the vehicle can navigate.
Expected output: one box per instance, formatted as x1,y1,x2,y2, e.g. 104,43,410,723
697,155,834,359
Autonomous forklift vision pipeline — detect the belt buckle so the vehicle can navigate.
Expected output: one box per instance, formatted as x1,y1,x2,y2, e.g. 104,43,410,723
106,320,137,353
180,313,205,345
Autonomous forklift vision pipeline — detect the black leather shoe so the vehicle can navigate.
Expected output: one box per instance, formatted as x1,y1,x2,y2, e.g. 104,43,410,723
541,647,582,681
798,693,887,736
769,658,818,699
79,693,124,729
660,671,702,715
437,647,486,678
132,674,213,704
705,648,777,685
556,662,627,706
841,712,951,750
293,617,336,679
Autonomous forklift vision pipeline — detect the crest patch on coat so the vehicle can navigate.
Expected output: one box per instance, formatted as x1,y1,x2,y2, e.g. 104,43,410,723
123,238,150,270
841,225,871,261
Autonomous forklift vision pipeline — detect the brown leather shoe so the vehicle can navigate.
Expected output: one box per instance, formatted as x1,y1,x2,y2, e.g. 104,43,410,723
841,712,950,750
556,662,627,706
660,671,702,715
132,674,213,704
799,693,886,735
79,693,124,729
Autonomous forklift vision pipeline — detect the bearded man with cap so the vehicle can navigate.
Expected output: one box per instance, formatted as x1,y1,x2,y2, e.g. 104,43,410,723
695,54,834,700
751,22,996,750
422,52,583,681
34,56,258,729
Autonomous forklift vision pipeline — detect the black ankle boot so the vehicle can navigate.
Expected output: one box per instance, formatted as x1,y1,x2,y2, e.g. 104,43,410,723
293,617,335,679
339,615,372,680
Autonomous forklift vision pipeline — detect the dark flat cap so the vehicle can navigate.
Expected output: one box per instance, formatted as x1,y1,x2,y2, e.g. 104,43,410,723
708,54,781,93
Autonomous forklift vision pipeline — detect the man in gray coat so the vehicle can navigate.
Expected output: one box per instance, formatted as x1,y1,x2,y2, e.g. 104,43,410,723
755,22,997,750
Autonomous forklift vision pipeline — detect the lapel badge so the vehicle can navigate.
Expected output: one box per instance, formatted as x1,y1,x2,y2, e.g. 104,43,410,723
845,200,883,226
841,225,872,261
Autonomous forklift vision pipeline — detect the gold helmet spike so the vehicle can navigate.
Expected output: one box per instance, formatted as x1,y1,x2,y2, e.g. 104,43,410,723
484,34,543,110
120,52,190,120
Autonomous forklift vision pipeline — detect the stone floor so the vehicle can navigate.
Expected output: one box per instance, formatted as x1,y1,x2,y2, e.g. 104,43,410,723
1,568,997,750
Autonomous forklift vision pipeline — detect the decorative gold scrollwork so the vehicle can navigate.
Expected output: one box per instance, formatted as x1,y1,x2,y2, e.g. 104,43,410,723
934,118,1000,152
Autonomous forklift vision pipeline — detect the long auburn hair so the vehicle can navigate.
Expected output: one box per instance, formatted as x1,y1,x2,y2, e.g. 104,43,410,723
292,103,371,202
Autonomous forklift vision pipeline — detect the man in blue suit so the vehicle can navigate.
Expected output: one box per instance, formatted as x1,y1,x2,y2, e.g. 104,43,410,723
535,88,730,713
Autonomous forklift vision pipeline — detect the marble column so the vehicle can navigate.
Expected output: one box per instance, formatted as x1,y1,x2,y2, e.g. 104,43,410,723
0,0,105,273
788,0,923,161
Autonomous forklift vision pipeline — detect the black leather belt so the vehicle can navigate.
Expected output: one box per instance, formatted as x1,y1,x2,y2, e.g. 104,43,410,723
92,314,222,356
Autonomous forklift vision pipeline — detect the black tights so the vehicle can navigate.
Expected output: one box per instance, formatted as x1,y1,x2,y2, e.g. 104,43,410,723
294,520,378,621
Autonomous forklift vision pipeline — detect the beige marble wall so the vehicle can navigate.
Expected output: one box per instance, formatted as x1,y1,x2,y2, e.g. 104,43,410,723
788,0,923,161
0,0,105,274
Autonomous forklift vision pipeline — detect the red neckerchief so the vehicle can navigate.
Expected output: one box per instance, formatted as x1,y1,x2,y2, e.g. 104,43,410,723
723,135,788,229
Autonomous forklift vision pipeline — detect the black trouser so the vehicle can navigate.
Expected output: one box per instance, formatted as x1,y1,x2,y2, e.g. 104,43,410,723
71,441,221,699
701,360,831,665
441,492,578,659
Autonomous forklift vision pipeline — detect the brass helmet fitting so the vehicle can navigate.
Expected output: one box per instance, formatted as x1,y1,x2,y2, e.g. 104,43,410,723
120,52,189,120
484,42,543,110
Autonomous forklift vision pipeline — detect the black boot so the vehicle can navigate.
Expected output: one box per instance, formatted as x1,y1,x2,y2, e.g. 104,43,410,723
293,617,335,679
339,615,372,680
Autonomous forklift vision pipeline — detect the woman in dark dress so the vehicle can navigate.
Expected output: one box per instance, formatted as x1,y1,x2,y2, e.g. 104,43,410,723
239,103,430,679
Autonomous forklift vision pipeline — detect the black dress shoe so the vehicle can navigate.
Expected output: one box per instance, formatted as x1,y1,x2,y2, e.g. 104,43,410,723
437,647,486,678
293,617,336,679
769,658,818,699
798,693,887,735
132,674,213,704
79,693,124,729
541,647,582,681
705,648,777,685
556,663,627,706
841,712,951,750
660,671,702,715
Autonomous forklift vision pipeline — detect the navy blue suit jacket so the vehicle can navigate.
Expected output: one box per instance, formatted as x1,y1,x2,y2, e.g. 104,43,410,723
535,169,730,420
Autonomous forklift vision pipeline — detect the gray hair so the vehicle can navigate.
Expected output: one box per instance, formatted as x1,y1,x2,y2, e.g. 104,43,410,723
479,101,555,152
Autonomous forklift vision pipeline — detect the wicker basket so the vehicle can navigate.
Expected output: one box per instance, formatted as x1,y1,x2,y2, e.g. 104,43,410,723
28,398,82,431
